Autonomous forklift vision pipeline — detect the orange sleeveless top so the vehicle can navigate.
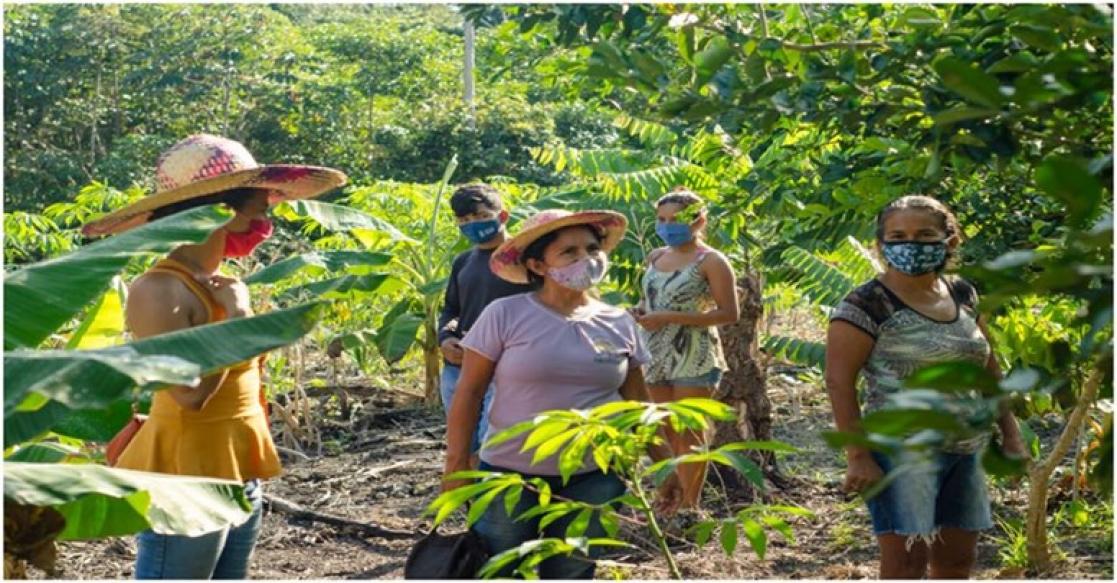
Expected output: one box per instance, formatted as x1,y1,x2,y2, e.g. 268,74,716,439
115,258,283,482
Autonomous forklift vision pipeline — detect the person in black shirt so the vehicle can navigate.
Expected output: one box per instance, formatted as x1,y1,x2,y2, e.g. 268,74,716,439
438,184,533,465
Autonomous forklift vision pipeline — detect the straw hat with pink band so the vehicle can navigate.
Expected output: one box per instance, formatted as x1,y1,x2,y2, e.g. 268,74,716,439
81,134,347,238
490,209,628,284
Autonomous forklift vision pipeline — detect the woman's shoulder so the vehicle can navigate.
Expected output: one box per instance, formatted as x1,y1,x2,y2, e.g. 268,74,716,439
837,279,896,319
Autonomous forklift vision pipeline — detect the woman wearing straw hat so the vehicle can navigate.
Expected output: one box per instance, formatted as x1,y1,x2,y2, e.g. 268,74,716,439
82,134,345,579
441,209,682,579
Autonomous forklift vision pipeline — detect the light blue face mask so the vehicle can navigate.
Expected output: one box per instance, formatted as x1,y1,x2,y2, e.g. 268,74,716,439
655,222,694,247
459,219,501,245
882,240,948,275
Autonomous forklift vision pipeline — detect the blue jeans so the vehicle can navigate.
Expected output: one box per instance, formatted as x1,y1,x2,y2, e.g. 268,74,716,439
135,480,264,579
866,450,993,545
472,462,627,579
440,363,494,453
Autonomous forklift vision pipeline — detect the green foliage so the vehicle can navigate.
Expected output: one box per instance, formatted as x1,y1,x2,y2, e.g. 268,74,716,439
426,399,807,577
4,462,251,540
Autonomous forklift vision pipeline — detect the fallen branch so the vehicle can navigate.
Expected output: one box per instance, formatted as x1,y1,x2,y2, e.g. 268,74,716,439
275,445,312,462
319,459,414,486
264,494,417,540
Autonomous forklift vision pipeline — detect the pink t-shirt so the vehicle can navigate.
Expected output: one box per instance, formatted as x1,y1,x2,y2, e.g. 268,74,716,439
461,293,651,475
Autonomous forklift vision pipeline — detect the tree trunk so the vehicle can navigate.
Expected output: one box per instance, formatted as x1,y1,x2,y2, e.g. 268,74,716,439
1024,362,1103,573
710,269,778,501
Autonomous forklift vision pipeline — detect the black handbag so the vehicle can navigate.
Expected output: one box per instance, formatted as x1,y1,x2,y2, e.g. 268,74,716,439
404,527,490,579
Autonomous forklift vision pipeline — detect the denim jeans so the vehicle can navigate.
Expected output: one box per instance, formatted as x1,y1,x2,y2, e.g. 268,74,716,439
471,462,626,579
440,363,494,452
867,450,993,547
135,480,264,579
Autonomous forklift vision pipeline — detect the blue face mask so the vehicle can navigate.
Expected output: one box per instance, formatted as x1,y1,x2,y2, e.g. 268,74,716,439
882,240,947,275
655,222,693,247
459,219,501,245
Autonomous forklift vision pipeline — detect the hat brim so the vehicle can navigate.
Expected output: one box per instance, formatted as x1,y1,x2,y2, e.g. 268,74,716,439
81,164,348,237
490,211,627,284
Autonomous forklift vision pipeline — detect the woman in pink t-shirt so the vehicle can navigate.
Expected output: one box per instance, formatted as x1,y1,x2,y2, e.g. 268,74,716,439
441,209,681,579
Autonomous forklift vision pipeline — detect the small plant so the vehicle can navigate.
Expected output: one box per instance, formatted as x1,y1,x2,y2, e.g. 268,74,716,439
426,398,810,579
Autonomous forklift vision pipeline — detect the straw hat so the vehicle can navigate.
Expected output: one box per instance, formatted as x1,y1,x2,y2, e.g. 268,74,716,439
81,134,347,237
490,209,627,284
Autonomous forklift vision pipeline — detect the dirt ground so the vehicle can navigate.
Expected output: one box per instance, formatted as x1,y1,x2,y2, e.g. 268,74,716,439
50,365,1113,580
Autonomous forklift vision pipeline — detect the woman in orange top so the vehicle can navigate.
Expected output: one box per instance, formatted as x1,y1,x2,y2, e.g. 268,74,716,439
81,134,345,579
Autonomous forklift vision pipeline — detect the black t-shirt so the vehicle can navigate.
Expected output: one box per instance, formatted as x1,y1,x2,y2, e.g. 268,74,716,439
437,247,534,348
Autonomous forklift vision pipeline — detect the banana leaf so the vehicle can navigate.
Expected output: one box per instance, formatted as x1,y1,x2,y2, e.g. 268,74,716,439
3,302,325,446
5,206,226,350
4,462,251,539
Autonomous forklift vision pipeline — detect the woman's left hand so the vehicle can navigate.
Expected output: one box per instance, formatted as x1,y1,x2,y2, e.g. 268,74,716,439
1002,433,1031,461
637,311,673,332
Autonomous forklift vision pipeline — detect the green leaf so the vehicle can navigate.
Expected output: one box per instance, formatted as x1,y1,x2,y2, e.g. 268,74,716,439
932,106,998,126
4,462,250,539
690,519,717,546
275,199,414,242
715,450,766,490
5,206,225,350
65,277,126,349
566,508,593,538
50,400,135,443
374,312,424,364
694,36,734,86
5,442,81,463
760,515,795,543
933,56,1005,109
903,361,1000,395
986,52,1040,74
672,397,735,421
900,7,941,28
1010,24,1062,52
1035,156,1104,227
981,440,1028,478
740,517,768,559
719,519,738,554
504,484,523,517
245,251,392,285
860,407,964,435
4,303,323,443
280,273,391,301
4,347,198,411
467,485,507,526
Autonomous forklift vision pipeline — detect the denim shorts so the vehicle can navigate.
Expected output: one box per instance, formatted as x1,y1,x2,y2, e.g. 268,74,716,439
866,449,993,546
653,368,723,388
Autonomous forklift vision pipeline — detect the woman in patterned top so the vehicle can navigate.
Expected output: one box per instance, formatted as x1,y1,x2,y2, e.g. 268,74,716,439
635,189,739,511
825,195,1028,578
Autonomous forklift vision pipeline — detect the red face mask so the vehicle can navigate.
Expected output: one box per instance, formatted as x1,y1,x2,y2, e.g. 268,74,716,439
223,218,273,258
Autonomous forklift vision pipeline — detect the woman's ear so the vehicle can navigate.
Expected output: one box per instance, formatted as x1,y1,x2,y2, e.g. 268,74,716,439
524,257,546,278
946,232,962,251
498,209,510,224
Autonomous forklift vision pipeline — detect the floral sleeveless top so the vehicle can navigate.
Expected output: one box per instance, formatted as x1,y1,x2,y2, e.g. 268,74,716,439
640,248,728,384
830,276,991,454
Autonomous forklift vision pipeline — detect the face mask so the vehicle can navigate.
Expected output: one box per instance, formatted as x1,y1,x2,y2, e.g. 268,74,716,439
882,240,947,275
224,218,273,258
546,255,608,291
655,222,694,247
459,218,501,245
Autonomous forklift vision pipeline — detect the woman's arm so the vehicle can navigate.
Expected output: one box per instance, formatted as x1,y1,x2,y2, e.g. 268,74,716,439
442,348,496,491
824,320,880,492
976,316,1028,457
126,276,229,411
638,252,739,328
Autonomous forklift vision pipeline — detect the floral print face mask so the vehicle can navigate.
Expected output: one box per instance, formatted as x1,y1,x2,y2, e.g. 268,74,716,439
547,255,608,291
881,240,947,275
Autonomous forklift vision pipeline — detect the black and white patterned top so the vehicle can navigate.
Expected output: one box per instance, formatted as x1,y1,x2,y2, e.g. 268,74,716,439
830,276,991,454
